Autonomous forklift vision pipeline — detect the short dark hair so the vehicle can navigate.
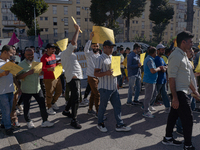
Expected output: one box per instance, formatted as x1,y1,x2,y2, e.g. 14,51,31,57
148,47,156,55
177,31,194,47
120,47,124,51
126,47,130,50
165,48,172,55
91,43,97,45
1,45,12,53
133,43,141,50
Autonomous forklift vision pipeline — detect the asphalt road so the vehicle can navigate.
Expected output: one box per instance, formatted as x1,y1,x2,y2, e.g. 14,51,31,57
12,79,200,150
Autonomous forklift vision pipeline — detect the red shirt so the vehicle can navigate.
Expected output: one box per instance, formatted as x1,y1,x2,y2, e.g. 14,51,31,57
41,53,57,79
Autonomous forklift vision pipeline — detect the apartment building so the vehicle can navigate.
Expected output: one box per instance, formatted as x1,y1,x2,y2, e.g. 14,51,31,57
0,0,200,48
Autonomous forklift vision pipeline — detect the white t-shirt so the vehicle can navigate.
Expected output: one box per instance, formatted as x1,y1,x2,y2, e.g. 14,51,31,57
61,43,83,83
0,59,14,94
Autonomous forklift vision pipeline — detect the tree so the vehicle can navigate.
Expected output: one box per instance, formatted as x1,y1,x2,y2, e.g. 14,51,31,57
186,0,194,32
122,0,146,42
196,0,200,6
149,0,174,44
10,0,48,36
90,0,129,36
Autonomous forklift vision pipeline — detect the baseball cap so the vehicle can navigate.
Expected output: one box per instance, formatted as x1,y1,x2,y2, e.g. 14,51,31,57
45,43,55,49
156,44,165,50
103,40,116,47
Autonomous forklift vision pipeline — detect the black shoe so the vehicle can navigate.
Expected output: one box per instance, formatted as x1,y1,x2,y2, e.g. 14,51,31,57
132,101,143,105
70,120,82,129
193,108,200,113
0,124,5,129
62,110,72,118
5,128,13,136
183,145,195,150
162,137,182,146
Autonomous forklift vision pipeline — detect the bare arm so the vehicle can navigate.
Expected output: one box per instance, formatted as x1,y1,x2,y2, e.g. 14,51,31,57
16,69,34,80
150,67,161,74
0,71,10,78
94,68,113,77
71,24,80,46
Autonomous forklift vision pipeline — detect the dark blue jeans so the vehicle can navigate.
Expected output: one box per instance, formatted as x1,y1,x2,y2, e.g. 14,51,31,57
0,93,13,129
98,89,123,126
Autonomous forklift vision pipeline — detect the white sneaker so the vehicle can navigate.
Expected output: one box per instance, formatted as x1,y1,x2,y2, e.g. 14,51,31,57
27,121,35,129
79,101,88,107
97,123,107,132
17,104,23,111
115,124,131,132
83,98,89,103
149,106,156,111
142,112,155,118
47,107,56,115
164,107,170,113
41,121,54,128
52,103,59,110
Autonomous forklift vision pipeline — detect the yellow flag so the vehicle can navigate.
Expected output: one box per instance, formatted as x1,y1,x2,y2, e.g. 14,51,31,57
198,43,200,49
56,38,68,51
162,55,168,64
174,38,177,47
0,61,23,75
53,64,63,79
31,62,42,74
140,53,146,66
71,16,82,33
195,58,200,73
92,26,115,44
111,56,121,76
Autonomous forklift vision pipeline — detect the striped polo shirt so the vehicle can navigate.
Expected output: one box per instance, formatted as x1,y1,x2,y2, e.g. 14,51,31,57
84,40,100,77
95,52,117,90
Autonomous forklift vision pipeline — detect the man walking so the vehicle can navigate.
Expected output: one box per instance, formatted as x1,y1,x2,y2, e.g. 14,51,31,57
61,24,83,129
84,32,101,117
17,48,54,129
94,40,131,132
41,43,62,115
126,43,142,105
162,31,198,150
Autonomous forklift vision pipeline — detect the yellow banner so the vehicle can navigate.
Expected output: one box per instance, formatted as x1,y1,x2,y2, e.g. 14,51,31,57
162,55,168,64
111,56,121,76
53,64,63,79
56,38,68,51
71,16,82,33
140,53,146,66
0,61,23,75
31,62,42,74
92,26,115,44
195,58,200,73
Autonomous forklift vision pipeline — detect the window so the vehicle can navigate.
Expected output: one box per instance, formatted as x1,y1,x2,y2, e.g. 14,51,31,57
76,0,80,4
45,28,48,32
132,30,135,33
65,29,68,37
170,32,173,38
136,31,138,34
142,12,145,19
40,28,44,32
8,14,12,20
197,19,199,25
136,21,138,24
64,17,68,26
77,18,81,26
40,17,43,21
45,17,48,20
53,5,57,15
2,1,12,8
171,23,173,30
7,1,12,8
64,6,68,15
132,21,134,24
141,31,145,38
3,16,8,20
142,21,145,29
76,7,80,15
14,15,18,21
165,32,168,35
53,17,57,26
85,18,88,22
54,28,58,37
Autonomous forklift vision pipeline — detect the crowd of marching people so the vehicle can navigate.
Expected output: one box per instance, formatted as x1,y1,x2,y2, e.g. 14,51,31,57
0,23,200,150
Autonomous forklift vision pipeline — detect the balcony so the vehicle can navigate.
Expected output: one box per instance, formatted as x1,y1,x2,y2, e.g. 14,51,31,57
2,20,26,27
44,0,73,4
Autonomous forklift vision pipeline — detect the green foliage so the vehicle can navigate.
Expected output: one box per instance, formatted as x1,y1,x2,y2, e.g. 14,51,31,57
26,20,41,37
149,0,174,43
10,0,48,36
122,0,146,41
167,36,176,47
196,0,200,7
90,0,129,36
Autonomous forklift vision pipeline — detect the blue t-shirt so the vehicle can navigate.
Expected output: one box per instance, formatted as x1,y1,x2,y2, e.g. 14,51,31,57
154,56,166,84
143,55,158,84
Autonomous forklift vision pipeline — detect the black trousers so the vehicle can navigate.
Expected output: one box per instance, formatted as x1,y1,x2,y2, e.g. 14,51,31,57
21,90,48,122
84,82,91,99
165,91,193,146
65,79,80,120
